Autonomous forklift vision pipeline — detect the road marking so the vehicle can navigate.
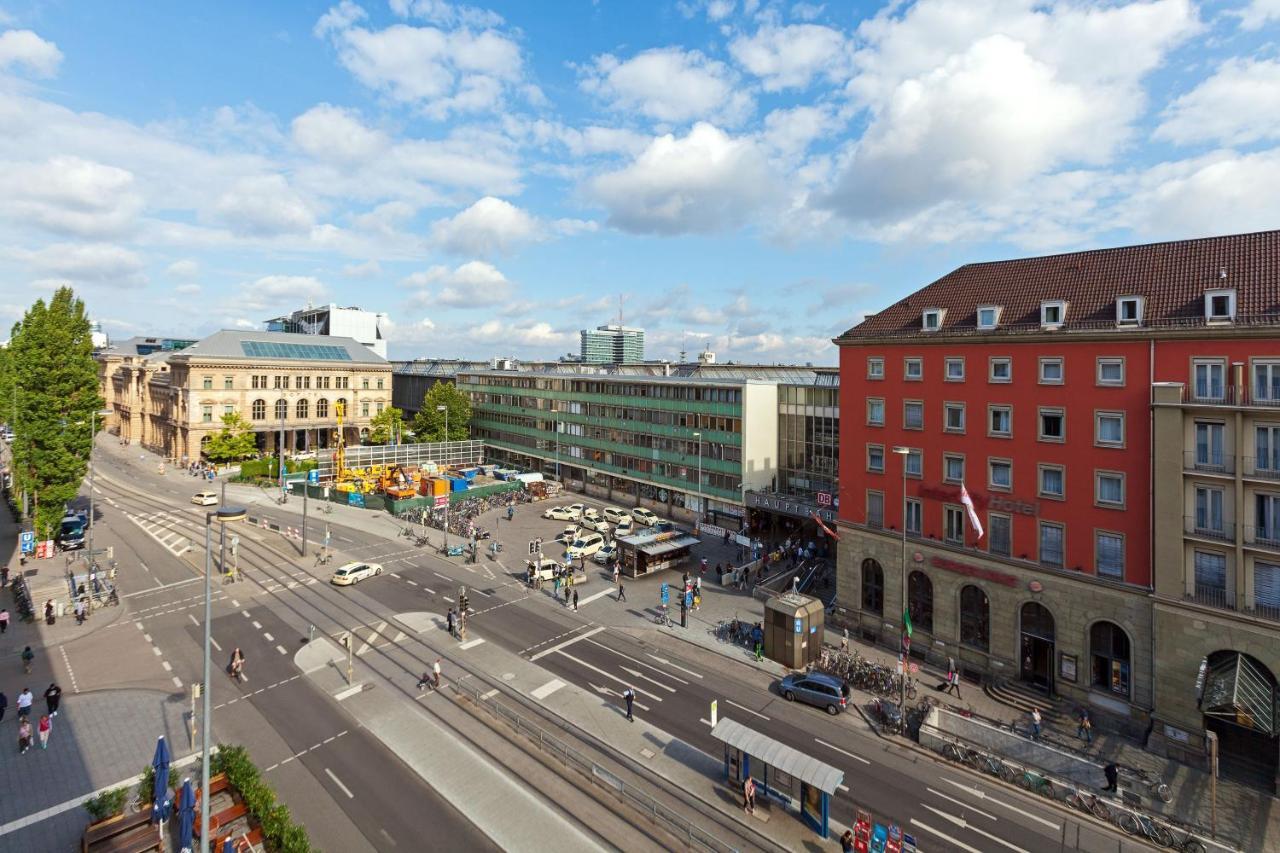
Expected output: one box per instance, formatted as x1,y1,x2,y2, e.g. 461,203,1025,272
172,677,183,688
921,805,1028,853
926,787,997,822
143,634,152,643
433,572,451,581
699,718,713,727
724,699,770,721
480,689,499,700
909,819,982,853
470,587,492,596
814,737,871,765
210,637,222,652
152,647,162,657
188,614,199,627
617,665,677,693
644,653,703,679
459,638,486,650
558,651,663,702
162,661,172,672
276,645,287,655
586,640,690,685
242,611,251,618
252,620,262,629
334,685,363,701
123,577,202,598
324,768,355,799
390,573,401,579
231,599,240,607
531,678,566,700
940,778,1060,830
58,646,79,694
263,632,274,642
529,625,606,661
575,587,616,607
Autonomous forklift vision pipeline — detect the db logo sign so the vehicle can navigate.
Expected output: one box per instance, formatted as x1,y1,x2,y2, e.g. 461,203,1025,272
816,492,832,507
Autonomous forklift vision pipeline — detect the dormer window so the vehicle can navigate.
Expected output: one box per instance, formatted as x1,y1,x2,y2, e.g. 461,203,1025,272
1205,289,1235,322
1116,296,1143,327
922,308,945,332
1041,300,1066,329
976,305,1002,330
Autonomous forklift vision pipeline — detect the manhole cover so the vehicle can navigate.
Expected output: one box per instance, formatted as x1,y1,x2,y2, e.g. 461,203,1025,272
501,672,515,681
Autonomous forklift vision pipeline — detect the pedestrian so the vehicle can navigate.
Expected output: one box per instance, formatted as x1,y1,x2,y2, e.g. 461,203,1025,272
623,686,635,721
553,572,560,596
446,608,456,638
433,658,442,689
416,669,432,691
572,588,579,611
840,829,855,852
0,691,6,722
74,600,85,625
37,714,50,749
17,718,31,754
1030,707,1042,740
0,608,9,633
693,591,701,611
752,624,764,662
16,688,33,719
723,529,730,546
44,599,54,625
1077,708,1093,744
1102,761,1119,792
617,581,626,602
743,775,756,814
43,683,61,717
613,565,620,586
946,668,961,698
0,565,8,587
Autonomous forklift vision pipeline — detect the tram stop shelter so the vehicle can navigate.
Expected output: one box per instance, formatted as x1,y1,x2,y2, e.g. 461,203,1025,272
710,717,843,839
617,529,700,578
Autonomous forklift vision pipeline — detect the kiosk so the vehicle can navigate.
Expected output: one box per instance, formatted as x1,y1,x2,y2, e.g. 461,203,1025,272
617,529,700,577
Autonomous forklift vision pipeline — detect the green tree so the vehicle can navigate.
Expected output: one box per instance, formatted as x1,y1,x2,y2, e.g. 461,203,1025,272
367,405,405,445
204,412,258,464
411,382,471,442
7,287,102,538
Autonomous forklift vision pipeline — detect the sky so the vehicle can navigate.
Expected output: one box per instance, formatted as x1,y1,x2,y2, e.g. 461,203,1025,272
0,0,1277,364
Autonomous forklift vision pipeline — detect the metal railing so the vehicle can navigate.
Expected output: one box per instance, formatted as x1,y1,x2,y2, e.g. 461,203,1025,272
1184,516,1234,542
1183,450,1233,474
1182,384,1280,408
1243,457,1280,481
1244,525,1280,549
1187,584,1232,611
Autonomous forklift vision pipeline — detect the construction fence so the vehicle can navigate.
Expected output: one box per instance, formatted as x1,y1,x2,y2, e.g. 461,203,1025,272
313,440,485,482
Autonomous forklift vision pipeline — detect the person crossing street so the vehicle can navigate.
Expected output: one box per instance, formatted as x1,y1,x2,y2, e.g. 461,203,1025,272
623,686,635,721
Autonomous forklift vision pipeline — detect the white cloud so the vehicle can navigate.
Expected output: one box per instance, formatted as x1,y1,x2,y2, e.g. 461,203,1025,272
292,103,389,162
1156,58,1280,147
175,283,201,295
1236,0,1280,30
239,274,328,312
403,259,513,307
341,259,382,277
760,104,842,159
390,0,505,28
468,318,571,347
579,47,752,125
212,174,315,236
729,24,849,91
166,259,199,278
677,0,735,20
0,29,63,77
0,156,142,238
16,242,145,285
430,196,539,256
590,123,782,235
1121,148,1280,238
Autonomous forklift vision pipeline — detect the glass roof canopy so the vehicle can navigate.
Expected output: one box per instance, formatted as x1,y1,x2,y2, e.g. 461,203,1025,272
1201,652,1276,735
241,341,353,361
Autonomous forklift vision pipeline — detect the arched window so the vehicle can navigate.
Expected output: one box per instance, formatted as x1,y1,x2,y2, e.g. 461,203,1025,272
275,399,287,420
1090,622,1131,697
296,398,309,420
908,571,933,633
251,399,266,420
1021,602,1056,641
861,558,884,615
959,585,990,651
316,398,328,418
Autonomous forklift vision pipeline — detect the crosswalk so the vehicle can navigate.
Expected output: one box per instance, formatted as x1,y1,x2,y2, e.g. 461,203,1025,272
125,510,193,558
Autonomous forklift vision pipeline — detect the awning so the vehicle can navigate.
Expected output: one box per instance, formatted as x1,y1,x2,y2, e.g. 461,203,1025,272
1201,652,1277,735
636,534,700,556
709,718,844,795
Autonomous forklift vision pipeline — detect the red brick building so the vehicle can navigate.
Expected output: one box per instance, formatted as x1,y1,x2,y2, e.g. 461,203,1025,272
835,231,1280,787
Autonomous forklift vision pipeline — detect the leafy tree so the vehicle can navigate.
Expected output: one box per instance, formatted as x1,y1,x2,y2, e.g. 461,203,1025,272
411,382,471,442
7,288,101,538
367,405,405,445
204,412,258,464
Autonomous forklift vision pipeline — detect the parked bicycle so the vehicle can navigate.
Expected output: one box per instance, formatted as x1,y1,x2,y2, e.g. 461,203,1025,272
1016,769,1055,799
1066,787,1113,822
1164,824,1207,853
1117,811,1173,846
1129,766,1173,803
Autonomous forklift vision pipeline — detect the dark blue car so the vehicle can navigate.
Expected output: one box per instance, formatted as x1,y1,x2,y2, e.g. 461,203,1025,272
779,671,849,715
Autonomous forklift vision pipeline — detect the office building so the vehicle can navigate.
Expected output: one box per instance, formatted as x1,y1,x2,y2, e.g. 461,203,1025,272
580,325,644,364
267,304,389,359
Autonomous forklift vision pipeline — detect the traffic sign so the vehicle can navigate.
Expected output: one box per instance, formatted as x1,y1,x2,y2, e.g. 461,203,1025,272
660,583,669,604
19,531,34,554
434,495,448,509
308,469,319,485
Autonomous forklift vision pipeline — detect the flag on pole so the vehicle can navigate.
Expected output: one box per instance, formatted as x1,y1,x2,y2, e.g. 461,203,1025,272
903,607,913,637
960,483,984,539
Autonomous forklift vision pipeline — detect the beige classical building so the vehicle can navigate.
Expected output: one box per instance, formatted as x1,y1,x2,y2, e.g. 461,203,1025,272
97,330,392,462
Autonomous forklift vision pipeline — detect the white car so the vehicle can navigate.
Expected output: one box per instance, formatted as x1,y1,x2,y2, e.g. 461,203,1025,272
631,507,660,527
603,506,629,524
330,562,383,586
581,518,611,534
525,557,564,582
613,518,634,538
564,503,586,520
564,532,606,560
542,505,577,521
191,491,218,506
554,525,579,544
581,507,601,522
593,543,619,565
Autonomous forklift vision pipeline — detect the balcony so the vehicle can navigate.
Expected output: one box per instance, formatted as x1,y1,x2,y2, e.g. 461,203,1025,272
1243,457,1280,481
1182,385,1280,408
1183,586,1280,625
1185,516,1235,542
1244,526,1280,550
1183,450,1233,475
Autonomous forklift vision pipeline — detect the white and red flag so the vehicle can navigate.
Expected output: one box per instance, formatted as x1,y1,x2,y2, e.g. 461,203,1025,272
960,483,984,540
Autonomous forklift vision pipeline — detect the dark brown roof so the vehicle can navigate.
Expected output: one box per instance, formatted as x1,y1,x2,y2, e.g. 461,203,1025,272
838,230,1280,341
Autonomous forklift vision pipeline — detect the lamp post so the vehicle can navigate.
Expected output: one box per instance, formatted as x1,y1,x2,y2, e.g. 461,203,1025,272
201,506,245,852
86,408,112,563
892,446,910,715
692,431,702,522
554,419,561,482
437,405,448,551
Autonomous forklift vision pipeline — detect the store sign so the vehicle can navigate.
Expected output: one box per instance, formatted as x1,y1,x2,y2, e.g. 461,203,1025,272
929,555,1018,587
745,491,837,523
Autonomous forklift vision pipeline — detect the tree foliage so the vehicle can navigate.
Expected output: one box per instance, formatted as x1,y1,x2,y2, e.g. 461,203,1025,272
204,412,258,464
367,405,405,445
7,287,101,538
411,382,471,442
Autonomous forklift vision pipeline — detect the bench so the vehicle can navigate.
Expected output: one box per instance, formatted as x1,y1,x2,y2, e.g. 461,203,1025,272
196,802,248,838
81,809,152,852
87,822,161,853
216,826,265,852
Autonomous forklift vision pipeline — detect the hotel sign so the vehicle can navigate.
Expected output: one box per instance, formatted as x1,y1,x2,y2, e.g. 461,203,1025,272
920,485,1039,517
745,491,838,523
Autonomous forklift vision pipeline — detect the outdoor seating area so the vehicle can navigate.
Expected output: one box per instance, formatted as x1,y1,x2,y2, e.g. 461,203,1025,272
80,809,160,853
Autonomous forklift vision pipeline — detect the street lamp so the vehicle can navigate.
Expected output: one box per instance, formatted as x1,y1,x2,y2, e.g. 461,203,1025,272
892,446,910,714
201,505,245,853
86,408,113,564
436,405,448,552
692,431,702,522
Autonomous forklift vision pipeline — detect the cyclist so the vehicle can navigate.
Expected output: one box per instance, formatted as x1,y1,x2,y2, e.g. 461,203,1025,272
228,648,245,681
20,646,34,673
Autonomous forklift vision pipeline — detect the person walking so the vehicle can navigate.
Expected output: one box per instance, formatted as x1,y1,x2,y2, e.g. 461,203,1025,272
37,714,50,749
43,600,54,625
1102,761,1119,793
432,658,442,689
751,623,764,662
1030,707,1042,740
446,608,456,638
0,608,9,633
612,565,620,587
1077,708,1093,744
617,581,626,602
742,775,756,814
43,683,61,718
623,686,635,721
572,588,579,612
17,718,32,754
0,691,7,723
74,599,85,625
16,688,33,720
946,668,961,698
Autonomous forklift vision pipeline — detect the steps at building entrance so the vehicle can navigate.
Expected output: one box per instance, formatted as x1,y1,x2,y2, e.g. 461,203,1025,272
982,679,1070,724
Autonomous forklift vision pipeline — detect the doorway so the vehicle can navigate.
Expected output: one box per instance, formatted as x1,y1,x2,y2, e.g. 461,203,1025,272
1019,602,1056,693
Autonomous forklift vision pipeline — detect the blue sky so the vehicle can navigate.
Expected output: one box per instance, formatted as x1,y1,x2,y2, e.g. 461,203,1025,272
0,0,1277,363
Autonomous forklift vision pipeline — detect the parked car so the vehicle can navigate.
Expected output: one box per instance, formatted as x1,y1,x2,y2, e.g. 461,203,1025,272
603,506,629,524
581,518,611,534
613,518,634,537
542,505,577,521
330,562,383,586
564,532,606,560
593,543,619,565
581,507,602,522
778,672,849,715
631,507,659,527
564,503,586,520
191,491,218,506
525,557,564,582
554,525,579,544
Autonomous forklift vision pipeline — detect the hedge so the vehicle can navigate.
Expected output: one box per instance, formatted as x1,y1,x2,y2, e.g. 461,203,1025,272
236,458,317,482
210,745,312,853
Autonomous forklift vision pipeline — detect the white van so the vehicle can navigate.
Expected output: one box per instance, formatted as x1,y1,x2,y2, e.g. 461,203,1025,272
564,532,605,560
631,507,659,527
525,557,564,582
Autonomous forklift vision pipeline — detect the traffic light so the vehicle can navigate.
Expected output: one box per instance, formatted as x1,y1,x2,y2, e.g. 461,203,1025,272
458,586,469,614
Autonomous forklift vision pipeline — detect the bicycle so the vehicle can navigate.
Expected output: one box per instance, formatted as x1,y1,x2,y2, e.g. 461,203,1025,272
973,751,1016,782
1117,811,1173,847
942,741,978,764
654,605,672,627
1017,769,1056,799
1130,766,1173,803
1065,787,1113,822
1164,825,1207,853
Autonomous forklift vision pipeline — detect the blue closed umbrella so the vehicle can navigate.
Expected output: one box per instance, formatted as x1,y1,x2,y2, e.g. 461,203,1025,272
222,837,235,853
150,735,171,824
177,778,196,852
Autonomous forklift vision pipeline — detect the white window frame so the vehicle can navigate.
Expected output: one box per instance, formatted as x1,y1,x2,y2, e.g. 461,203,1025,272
943,453,965,484
977,305,1002,330
1096,531,1125,578
1095,470,1125,508
1095,411,1125,447
1038,407,1066,442
922,308,944,331
867,443,885,473
1041,300,1066,329
1116,296,1143,327
944,357,965,381
1039,521,1065,568
866,397,885,426
905,498,922,535
944,402,966,434
867,357,885,379
988,405,1012,438
989,458,1013,492
904,358,923,381
1038,357,1064,385
1205,288,1236,322
905,448,923,478
1253,359,1280,402
1096,357,1125,386
1193,359,1227,401
903,400,924,430
1038,463,1065,500
989,357,1012,383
